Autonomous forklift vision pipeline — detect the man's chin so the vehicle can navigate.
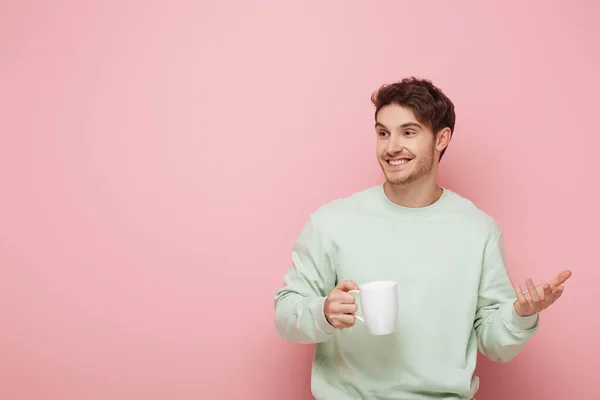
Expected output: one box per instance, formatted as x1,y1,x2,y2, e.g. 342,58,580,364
384,171,411,186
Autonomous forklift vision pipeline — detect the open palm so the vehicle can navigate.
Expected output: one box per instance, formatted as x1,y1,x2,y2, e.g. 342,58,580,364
513,270,572,317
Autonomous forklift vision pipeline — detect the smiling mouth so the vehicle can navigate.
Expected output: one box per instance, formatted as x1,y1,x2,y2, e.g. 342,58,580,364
387,158,412,166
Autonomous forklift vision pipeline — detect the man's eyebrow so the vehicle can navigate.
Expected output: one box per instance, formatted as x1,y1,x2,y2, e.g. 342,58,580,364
375,122,423,129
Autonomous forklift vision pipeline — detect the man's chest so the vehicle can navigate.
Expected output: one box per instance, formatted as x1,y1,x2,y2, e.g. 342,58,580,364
328,217,487,298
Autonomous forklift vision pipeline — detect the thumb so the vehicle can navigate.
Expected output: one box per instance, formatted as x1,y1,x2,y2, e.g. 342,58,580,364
550,270,572,289
335,280,359,292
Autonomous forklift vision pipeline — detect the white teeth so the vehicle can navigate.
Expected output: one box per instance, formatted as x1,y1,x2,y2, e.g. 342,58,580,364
389,159,410,166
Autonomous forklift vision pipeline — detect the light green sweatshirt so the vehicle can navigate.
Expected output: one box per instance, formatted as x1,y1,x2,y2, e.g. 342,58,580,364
274,185,539,400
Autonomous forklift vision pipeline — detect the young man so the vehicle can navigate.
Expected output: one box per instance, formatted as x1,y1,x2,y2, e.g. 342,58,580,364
273,77,571,400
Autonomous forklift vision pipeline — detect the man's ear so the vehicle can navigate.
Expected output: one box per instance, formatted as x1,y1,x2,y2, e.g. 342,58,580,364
436,127,452,152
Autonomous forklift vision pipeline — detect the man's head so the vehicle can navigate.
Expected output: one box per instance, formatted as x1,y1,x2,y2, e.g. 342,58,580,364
371,77,455,186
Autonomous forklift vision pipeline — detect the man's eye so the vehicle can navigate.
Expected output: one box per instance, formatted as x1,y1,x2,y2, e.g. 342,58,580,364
405,130,415,135
379,131,389,137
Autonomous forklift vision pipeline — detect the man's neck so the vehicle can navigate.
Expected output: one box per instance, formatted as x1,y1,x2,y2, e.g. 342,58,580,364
383,179,443,209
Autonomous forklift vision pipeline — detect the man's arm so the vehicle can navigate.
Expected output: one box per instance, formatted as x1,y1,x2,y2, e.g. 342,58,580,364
474,230,539,362
274,214,338,344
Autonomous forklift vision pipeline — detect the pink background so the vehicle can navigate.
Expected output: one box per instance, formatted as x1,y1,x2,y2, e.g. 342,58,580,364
1,1,598,399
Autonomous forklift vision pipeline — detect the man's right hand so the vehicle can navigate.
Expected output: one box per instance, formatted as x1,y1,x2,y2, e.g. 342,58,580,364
324,280,359,330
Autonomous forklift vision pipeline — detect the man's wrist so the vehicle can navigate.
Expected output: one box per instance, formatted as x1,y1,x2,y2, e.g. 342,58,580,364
314,296,337,334
507,301,539,330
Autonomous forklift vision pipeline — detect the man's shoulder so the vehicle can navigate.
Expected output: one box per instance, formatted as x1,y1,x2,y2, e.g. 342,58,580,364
310,185,380,220
444,189,502,234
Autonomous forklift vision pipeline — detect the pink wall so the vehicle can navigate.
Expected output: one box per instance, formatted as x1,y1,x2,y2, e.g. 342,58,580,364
1,1,598,399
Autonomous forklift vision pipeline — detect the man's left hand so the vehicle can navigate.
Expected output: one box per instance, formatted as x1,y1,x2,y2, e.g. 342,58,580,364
513,270,572,317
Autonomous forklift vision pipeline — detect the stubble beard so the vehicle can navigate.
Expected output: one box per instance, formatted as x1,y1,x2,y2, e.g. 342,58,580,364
381,145,435,186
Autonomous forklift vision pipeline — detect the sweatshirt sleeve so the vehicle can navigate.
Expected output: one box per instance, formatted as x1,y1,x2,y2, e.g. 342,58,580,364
474,230,539,362
274,213,339,344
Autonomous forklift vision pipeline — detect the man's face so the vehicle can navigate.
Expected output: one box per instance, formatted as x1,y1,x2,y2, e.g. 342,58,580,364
375,104,438,186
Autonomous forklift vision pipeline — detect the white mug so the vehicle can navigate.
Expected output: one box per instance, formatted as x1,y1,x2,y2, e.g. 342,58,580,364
349,280,398,335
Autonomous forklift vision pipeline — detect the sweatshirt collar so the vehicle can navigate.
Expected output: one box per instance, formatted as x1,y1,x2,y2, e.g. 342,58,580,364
376,184,449,218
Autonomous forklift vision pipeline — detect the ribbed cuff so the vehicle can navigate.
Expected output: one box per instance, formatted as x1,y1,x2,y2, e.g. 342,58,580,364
502,301,539,331
312,296,338,335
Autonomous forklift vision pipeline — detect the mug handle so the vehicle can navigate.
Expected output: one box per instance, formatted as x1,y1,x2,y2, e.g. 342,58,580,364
348,290,364,322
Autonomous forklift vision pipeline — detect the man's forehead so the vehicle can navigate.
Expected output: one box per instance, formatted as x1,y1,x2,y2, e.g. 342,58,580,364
376,104,419,125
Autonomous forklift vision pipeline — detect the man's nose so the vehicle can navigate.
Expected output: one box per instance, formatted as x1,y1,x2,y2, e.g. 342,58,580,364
387,133,404,154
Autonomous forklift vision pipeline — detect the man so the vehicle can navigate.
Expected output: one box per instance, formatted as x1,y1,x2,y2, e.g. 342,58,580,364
273,77,571,399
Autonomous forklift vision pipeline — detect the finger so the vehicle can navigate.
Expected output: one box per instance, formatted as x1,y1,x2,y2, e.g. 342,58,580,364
327,290,356,304
526,278,541,305
335,280,359,292
514,284,528,306
534,283,547,297
336,303,358,314
337,292,356,304
550,270,572,289
336,314,356,326
553,285,564,293
542,284,554,304
552,286,564,299
330,301,356,314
